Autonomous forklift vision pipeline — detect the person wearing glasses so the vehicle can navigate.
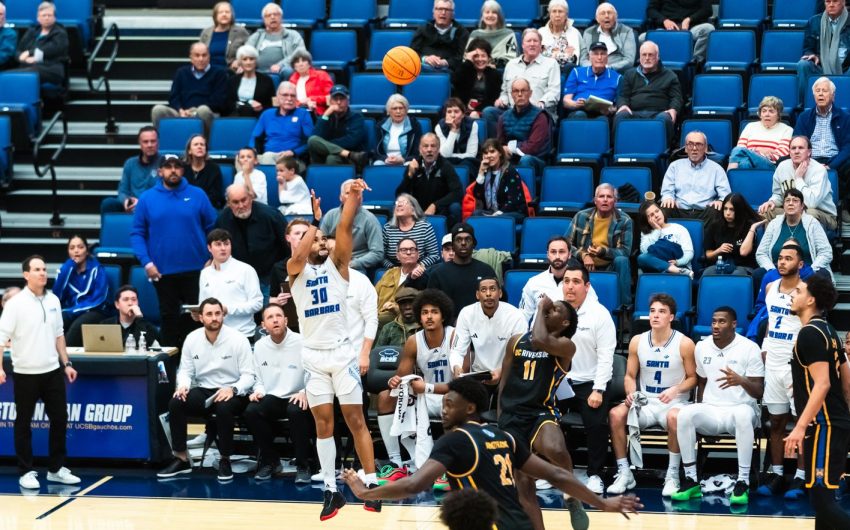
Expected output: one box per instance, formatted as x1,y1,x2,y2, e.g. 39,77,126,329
659,131,731,223
249,81,314,165
382,194,440,270
495,77,552,175
411,0,470,72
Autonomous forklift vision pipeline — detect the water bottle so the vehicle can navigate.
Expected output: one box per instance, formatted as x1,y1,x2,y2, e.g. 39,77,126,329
716,255,725,274
125,334,136,355
138,331,148,355
157,360,169,384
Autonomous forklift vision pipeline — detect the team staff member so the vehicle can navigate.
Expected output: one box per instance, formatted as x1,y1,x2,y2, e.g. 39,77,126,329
0,255,80,490
100,285,160,346
785,275,850,529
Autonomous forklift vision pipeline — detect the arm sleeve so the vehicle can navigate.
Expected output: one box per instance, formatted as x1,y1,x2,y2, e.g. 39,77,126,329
517,113,551,156
351,216,385,270
208,69,230,113
660,167,676,200
801,167,832,211
809,218,834,270
519,283,537,324
249,112,266,148
563,68,579,96
668,74,683,113
332,113,367,151
542,62,561,108
714,169,732,200
228,267,263,316
755,221,777,269
746,343,765,378
252,353,266,396
420,224,441,268
593,310,616,390
359,279,379,341
606,214,633,259
38,28,68,62
234,336,256,394
294,111,315,156
770,169,785,206
169,69,184,109
0,30,17,63
449,312,472,370
175,340,196,389
639,230,659,254
691,0,713,25
646,0,666,26
675,225,694,267
465,122,479,159
796,326,831,366
434,165,463,208
117,161,133,203
802,17,819,56
0,300,17,346
615,72,632,107
130,201,153,266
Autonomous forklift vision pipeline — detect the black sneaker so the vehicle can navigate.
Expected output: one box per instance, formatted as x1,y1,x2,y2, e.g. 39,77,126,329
255,463,274,481
364,483,382,512
784,477,806,500
295,466,311,485
320,490,346,521
157,458,192,478
756,472,784,497
218,457,233,481
349,151,369,173
670,476,702,501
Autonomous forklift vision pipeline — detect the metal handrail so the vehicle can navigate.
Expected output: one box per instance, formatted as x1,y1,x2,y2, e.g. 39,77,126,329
86,22,120,133
32,111,69,226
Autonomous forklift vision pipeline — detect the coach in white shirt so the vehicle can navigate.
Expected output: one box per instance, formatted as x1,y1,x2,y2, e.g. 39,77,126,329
450,276,527,386
560,264,616,493
198,228,263,339
0,255,80,490
157,297,254,481
243,304,313,483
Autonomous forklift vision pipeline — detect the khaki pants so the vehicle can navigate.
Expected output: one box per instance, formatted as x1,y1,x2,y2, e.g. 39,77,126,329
151,105,217,135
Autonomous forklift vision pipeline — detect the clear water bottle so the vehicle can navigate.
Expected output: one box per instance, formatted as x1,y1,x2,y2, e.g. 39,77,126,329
138,331,148,355
125,334,136,355
717,255,729,274
157,360,169,384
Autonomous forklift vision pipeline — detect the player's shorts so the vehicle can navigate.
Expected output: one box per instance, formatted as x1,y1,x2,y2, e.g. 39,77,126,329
301,343,362,407
636,398,685,430
499,410,560,450
803,425,850,490
763,365,795,416
424,394,443,418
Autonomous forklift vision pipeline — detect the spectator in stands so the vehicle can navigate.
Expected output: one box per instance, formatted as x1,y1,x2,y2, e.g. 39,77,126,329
562,41,621,119
216,183,287,298
182,134,224,209
637,201,695,277
319,179,384,272
398,134,464,225
797,0,850,102
130,155,218,347
54,235,110,347
234,147,267,205
452,39,502,119
756,189,833,277
288,49,333,116
100,285,160,347
646,0,714,63
226,45,275,118
728,96,793,170
374,95,422,166
580,3,636,72
484,28,560,136
758,136,837,230
569,183,634,305
383,194,440,269
428,223,496,313
198,229,263,340
306,84,369,169
0,4,17,71
151,42,229,133
375,286,421,347
251,83,314,166
436,98,479,171
469,138,529,220
245,2,305,77
660,131,731,223
704,193,763,276
412,0,470,72
199,1,249,71
16,1,68,87
441,233,454,262
466,1,517,68
276,156,311,216
496,78,552,175
269,218,308,332
1,287,21,310
101,126,162,214
615,40,682,144
376,240,429,326
538,0,582,72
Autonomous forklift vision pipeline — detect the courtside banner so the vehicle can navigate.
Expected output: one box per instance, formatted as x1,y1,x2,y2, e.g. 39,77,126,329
0,375,150,459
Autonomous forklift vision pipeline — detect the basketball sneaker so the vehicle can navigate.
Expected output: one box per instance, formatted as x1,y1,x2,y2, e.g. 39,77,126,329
218,457,233,482
729,481,749,505
756,472,784,496
662,475,680,497
671,476,702,501
46,467,80,485
157,458,192,479
377,464,409,485
607,468,636,494
19,471,39,490
565,496,589,530
364,484,382,513
783,477,806,500
433,474,451,491
320,490,346,521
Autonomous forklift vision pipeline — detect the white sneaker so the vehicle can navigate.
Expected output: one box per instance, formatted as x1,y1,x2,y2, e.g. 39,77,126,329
19,471,39,489
585,475,604,494
47,467,81,485
662,476,680,497
311,467,343,482
186,432,207,449
535,479,553,490
606,468,636,494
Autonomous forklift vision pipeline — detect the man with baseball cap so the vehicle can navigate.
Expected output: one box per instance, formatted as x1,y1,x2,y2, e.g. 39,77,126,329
440,234,454,263
375,287,422,348
562,41,622,119
428,223,496,318
307,84,369,170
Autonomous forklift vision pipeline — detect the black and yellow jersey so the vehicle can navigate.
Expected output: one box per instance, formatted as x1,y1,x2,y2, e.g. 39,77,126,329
792,317,850,429
499,332,568,416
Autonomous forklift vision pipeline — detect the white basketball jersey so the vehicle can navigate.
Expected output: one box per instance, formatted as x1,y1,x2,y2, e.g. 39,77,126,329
637,330,687,400
762,281,801,370
290,260,349,349
415,326,455,385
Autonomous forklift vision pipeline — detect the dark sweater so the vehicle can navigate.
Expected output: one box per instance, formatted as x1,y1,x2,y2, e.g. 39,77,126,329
16,24,68,85
427,259,497,317
168,64,229,113
411,20,470,70
313,110,368,151
647,0,713,27
226,72,276,117
793,105,850,172
183,161,224,209
269,259,299,333
396,155,463,211
452,62,503,111
216,202,288,283
616,64,683,113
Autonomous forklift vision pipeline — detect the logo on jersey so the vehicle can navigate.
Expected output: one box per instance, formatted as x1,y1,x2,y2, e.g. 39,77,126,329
261,361,269,366
481,428,496,438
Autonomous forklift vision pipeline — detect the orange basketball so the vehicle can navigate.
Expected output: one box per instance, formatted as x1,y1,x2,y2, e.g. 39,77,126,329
382,46,421,86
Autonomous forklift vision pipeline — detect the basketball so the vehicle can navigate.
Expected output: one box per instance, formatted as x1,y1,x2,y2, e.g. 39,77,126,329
382,46,421,86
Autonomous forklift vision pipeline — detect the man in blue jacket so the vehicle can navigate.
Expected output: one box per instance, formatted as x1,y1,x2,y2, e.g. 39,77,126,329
307,85,369,171
796,0,850,102
130,155,218,347
101,126,162,214
0,4,17,71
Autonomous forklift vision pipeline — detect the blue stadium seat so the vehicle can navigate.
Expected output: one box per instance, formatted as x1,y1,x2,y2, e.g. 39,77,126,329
612,119,667,167
466,216,516,253
680,119,733,164
615,0,648,29
538,166,594,214
519,217,572,265
385,0,432,27
644,30,692,70
362,165,405,211
0,71,42,140
805,76,850,111
599,167,652,211
350,74,398,114
232,0,268,26
281,0,327,28
103,264,122,301
130,266,161,326
416,117,433,134
504,269,536,306
363,117,378,152
310,30,358,73
728,168,774,209
0,116,10,186
454,0,483,27
692,74,744,120
209,117,257,159
772,0,816,29
455,166,469,184
305,165,356,211
670,218,705,276
760,31,805,72
5,0,39,26
220,165,235,196
256,165,281,209
327,0,377,28
55,0,95,48
718,0,767,29
501,0,540,27
693,275,754,337
827,169,841,216
403,74,451,114
704,30,757,74
567,0,597,28
425,215,448,244
365,31,415,70
589,270,622,314
96,213,135,260
158,118,204,155
632,273,692,322
556,119,610,166
516,166,536,201
747,74,799,119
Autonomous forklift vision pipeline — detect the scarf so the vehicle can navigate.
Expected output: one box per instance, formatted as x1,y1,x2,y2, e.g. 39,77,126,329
820,8,849,75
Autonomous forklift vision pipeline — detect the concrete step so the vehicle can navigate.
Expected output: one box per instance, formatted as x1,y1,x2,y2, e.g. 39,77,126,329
0,261,63,290
0,237,97,264
0,211,101,240
7,165,120,192
68,78,172,100
23,142,140,167
92,56,187,79
4,189,114,215
63,99,167,123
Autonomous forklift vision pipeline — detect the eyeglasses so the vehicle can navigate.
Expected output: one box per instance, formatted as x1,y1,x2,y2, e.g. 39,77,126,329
395,200,410,206
435,7,454,12
280,93,297,98
685,142,706,148
398,247,418,254
511,88,530,94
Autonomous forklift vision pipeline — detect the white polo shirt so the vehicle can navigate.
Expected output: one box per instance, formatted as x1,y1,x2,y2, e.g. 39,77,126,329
198,257,263,337
519,268,598,324
450,301,528,372
346,268,378,353
176,324,255,394
567,297,616,390
252,329,305,398
0,287,63,374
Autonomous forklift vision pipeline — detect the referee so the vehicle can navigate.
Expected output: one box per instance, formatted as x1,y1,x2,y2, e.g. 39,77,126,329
0,255,80,490
785,274,850,528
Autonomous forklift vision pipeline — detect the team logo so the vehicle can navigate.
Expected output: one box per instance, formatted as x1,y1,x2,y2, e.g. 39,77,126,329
378,348,400,364
482,428,496,438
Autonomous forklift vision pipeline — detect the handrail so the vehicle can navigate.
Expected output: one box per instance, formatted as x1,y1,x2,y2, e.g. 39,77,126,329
86,23,120,133
32,111,69,227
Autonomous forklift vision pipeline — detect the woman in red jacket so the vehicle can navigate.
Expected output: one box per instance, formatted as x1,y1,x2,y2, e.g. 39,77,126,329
288,49,333,116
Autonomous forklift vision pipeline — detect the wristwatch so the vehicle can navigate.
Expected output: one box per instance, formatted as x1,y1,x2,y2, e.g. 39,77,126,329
64,361,73,368
231,386,239,395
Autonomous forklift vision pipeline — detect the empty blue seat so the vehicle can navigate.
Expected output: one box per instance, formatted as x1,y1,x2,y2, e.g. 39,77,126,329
567,0,597,28
704,30,757,73
454,0,483,27
693,275,754,337
130,266,161,326
538,166,594,213
827,169,841,215
692,74,744,119
644,30,692,70
416,117,433,134
96,213,135,260
209,117,257,159
232,0,268,26
220,165,235,196
385,0,432,27
363,117,378,152
600,167,651,211
772,0,816,29
103,265,122,300
589,270,622,314
717,0,766,29
56,0,95,48
466,216,516,253
728,168,774,209
403,74,451,114
327,0,377,28
680,119,733,163
305,165,356,211
615,0,648,29
805,76,850,111
556,119,610,165
281,0,326,28
257,165,281,209
613,119,667,166
501,0,540,27
670,218,705,276
747,74,799,118
504,269,536,307
519,217,572,265
0,71,41,139
516,166,536,201
5,0,39,26
425,215,447,244
362,165,405,211
0,116,10,185
158,118,204,155
632,273,692,322
760,31,805,72
365,30,414,70
310,30,358,72
350,74,398,114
